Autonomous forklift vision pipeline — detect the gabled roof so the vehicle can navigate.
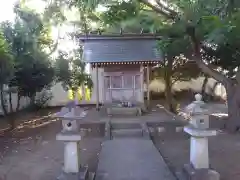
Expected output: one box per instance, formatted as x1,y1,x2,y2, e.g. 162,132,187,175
77,33,163,64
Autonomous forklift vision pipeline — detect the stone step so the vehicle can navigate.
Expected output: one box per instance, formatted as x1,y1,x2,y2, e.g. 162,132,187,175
57,167,89,180
107,106,142,116
111,122,142,130
79,167,89,180
87,172,95,180
111,129,143,138
175,170,187,180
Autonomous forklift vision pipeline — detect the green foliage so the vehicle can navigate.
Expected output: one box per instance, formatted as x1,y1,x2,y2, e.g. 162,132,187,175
0,31,14,85
1,5,55,101
55,49,93,92
101,1,140,25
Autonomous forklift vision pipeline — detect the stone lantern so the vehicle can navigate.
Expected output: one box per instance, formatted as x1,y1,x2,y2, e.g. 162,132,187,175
183,94,220,180
55,105,87,178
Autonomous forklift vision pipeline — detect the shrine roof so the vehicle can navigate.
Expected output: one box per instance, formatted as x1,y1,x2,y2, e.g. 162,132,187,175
77,33,162,40
77,33,163,64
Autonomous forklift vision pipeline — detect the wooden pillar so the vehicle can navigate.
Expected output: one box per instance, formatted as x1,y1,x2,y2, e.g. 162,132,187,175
96,66,99,110
140,65,144,102
146,65,150,106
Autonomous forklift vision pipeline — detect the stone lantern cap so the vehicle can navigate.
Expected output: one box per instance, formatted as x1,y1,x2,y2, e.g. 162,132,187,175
184,94,209,116
54,106,86,120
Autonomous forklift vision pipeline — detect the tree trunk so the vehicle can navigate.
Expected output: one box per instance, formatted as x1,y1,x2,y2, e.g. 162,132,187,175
16,92,21,111
164,58,175,113
30,93,35,105
165,79,175,112
9,91,13,113
8,114,16,130
201,75,209,101
225,83,240,132
29,93,36,110
0,84,8,115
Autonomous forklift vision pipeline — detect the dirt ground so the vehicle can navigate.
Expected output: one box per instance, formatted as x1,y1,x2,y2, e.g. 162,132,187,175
153,130,240,180
0,103,239,180
0,107,104,180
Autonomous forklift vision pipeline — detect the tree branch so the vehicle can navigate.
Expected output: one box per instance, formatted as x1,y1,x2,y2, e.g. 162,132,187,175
186,24,230,86
171,76,182,85
155,0,178,17
139,0,176,20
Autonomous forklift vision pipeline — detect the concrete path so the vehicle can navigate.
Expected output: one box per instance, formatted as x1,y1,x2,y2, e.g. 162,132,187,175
95,139,176,180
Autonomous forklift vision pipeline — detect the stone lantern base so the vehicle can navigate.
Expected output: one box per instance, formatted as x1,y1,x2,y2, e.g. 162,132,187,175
183,164,220,180
57,166,89,180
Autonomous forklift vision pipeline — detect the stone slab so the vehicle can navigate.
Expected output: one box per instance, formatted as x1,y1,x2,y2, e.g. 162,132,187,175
183,164,220,180
184,126,217,137
56,132,81,141
111,129,143,138
107,107,141,116
111,122,142,129
57,167,88,180
95,139,176,180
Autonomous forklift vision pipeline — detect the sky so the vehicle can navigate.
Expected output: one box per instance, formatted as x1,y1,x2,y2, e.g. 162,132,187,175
0,0,17,22
0,0,79,56
0,0,93,73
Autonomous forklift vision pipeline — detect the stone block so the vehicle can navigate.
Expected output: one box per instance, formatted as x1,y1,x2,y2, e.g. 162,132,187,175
176,127,184,132
111,129,143,138
107,106,141,116
57,167,89,180
62,119,78,131
56,132,81,141
191,114,209,129
157,127,166,133
111,122,141,129
183,164,220,180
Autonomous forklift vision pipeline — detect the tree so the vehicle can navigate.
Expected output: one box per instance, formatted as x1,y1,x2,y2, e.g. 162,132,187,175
55,49,93,98
0,31,14,115
156,23,201,112
42,0,240,131
43,0,201,112
1,5,55,111
74,0,240,131
97,1,201,112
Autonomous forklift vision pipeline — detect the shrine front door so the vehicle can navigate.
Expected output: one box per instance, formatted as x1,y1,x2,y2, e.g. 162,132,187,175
104,72,142,103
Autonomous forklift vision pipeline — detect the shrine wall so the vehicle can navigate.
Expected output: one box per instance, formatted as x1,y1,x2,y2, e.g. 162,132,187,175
89,64,145,104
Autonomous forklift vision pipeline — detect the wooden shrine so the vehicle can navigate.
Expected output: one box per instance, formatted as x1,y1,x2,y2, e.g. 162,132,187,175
78,33,163,113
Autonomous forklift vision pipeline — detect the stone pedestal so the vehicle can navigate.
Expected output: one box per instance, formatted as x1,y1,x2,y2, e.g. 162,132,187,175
183,126,220,180
190,137,209,169
56,132,81,173
64,142,80,173
184,126,217,168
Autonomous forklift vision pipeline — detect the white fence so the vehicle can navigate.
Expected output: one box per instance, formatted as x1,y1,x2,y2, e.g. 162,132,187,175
0,77,226,115
0,82,70,115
